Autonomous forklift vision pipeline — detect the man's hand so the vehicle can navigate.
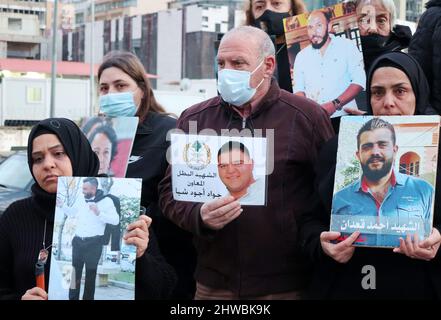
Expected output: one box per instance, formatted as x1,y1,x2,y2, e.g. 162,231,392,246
343,106,366,115
124,215,152,258
320,231,360,263
321,102,336,116
89,204,99,216
200,196,242,230
21,287,48,300
393,228,441,261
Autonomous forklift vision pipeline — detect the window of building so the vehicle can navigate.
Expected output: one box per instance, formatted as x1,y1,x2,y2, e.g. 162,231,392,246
121,0,137,8
26,87,42,104
399,163,407,174
76,13,84,25
432,132,439,145
8,18,22,31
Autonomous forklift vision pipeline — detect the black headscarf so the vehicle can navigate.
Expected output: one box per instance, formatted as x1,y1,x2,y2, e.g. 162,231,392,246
27,118,100,221
366,51,433,115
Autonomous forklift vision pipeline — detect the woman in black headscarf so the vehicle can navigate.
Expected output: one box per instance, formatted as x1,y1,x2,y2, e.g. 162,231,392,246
314,52,434,214
365,51,434,115
300,52,441,299
0,118,176,300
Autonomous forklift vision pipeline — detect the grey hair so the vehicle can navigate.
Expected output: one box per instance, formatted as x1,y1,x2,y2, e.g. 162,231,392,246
221,26,276,60
355,0,396,27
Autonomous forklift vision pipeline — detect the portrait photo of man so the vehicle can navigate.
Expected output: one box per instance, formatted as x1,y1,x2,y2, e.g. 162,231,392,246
291,9,366,117
217,141,265,206
332,117,436,247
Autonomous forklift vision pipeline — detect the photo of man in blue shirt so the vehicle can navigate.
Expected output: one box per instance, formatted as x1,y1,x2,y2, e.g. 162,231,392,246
332,118,434,247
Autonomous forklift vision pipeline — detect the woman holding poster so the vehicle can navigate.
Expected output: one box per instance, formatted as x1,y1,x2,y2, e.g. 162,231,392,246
301,52,441,299
0,118,176,300
97,51,196,299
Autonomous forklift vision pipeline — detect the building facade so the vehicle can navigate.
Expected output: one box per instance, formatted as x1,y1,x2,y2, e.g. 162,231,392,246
0,0,48,59
405,0,429,22
61,0,169,27
61,1,245,89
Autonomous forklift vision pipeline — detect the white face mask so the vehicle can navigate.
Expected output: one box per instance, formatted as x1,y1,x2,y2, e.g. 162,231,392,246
217,59,265,106
99,91,138,117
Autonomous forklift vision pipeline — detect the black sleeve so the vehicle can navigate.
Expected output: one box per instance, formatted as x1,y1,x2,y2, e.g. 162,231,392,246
432,20,441,114
0,208,19,300
298,192,330,263
299,136,338,263
409,17,433,84
135,227,177,300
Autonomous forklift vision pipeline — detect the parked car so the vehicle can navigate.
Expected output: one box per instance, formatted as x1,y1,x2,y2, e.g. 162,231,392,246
0,151,34,215
120,245,136,272
106,252,118,263
121,245,136,264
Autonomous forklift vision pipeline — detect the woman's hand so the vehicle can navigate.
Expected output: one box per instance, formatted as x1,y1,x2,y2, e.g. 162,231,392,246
123,215,152,258
343,107,366,115
320,231,360,263
21,287,48,300
393,228,441,261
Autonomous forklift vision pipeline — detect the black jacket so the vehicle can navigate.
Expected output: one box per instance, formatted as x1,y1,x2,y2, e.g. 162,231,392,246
275,42,294,93
409,0,441,114
92,189,121,251
126,111,197,300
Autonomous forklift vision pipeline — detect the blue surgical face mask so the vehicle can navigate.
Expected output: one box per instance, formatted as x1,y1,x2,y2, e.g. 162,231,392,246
99,91,138,117
217,60,265,106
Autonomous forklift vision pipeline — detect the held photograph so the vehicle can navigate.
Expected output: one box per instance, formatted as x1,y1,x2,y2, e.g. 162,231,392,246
283,1,366,117
48,176,142,300
79,116,138,177
330,116,440,247
170,133,267,206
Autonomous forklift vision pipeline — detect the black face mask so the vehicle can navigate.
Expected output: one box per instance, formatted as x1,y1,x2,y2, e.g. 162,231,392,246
253,10,291,36
361,34,391,53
